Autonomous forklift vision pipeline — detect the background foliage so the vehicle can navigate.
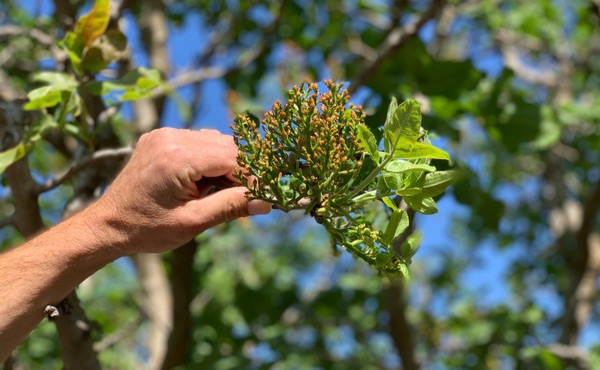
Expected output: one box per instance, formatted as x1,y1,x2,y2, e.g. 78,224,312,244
1,0,600,369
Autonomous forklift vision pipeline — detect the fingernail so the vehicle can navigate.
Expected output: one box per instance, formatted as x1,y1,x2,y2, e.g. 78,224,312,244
248,200,272,215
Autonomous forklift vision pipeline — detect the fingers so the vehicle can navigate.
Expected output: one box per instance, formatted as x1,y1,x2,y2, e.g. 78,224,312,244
139,127,241,181
180,187,272,231
184,130,240,180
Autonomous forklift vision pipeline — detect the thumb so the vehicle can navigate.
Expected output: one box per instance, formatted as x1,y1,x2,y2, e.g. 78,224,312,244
182,187,272,231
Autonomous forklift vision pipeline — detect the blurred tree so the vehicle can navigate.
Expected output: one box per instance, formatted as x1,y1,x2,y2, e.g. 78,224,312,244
1,0,600,369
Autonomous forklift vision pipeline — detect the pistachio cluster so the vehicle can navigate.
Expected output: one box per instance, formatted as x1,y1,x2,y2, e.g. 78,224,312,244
233,81,365,211
232,81,406,275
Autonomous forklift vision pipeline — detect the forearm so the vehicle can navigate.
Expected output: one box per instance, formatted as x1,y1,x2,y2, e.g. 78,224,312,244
0,201,125,361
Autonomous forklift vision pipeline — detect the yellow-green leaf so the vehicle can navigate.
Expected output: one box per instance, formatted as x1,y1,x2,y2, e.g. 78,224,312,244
75,0,111,48
357,125,380,162
0,144,27,174
394,141,451,161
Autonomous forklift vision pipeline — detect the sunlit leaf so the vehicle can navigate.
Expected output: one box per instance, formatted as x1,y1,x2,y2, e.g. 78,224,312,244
31,72,78,90
382,209,409,245
385,96,398,128
357,125,380,162
394,141,451,161
75,0,111,48
383,99,421,153
403,195,438,214
24,88,64,110
420,170,457,198
382,196,398,212
401,233,421,260
0,144,27,174
384,159,436,173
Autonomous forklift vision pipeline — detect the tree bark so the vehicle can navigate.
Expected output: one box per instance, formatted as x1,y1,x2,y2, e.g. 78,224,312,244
132,253,173,370
161,240,198,370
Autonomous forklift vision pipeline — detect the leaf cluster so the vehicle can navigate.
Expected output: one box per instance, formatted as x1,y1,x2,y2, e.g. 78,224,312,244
0,0,164,175
233,82,456,276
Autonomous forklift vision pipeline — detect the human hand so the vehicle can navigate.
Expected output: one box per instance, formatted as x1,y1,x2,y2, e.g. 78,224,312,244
95,128,271,254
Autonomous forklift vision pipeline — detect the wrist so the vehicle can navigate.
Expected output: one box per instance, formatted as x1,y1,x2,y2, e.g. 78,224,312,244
76,198,133,261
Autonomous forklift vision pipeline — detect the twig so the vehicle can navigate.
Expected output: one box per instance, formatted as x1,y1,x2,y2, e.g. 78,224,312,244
349,0,447,95
93,316,143,352
546,343,591,370
152,0,285,100
37,146,133,194
495,34,557,87
0,25,55,46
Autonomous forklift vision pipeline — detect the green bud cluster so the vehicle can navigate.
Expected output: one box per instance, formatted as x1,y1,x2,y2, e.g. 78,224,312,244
233,81,365,211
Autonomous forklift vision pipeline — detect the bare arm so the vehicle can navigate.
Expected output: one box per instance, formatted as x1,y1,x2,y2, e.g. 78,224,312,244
0,128,271,361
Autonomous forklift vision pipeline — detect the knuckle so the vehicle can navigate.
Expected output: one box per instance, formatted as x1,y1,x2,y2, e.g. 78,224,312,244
225,196,247,221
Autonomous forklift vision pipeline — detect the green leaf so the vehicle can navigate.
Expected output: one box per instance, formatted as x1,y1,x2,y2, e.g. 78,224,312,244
32,72,78,90
104,29,128,53
25,72,79,110
382,209,409,245
63,32,85,56
401,233,421,260
385,96,398,127
84,68,162,101
357,125,380,162
395,187,423,196
382,171,402,190
24,88,64,110
81,46,110,73
404,195,438,214
382,196,399,212
0,144,27,174
397,262,410,279
384,159,436,173
420,170,457,198
75,0,111,48
375,252,392,267
394,141,451,161
383,99,421,153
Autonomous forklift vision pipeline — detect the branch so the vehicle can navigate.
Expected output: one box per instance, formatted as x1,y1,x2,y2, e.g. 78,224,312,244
53,292,102,370
494,32,557,87
560,181,600,344
349,0,447,95
93,315,143,353
385,204,420,370
152,0,284,102
577,181,600,255
5,158,44,237
36,146,133,194
131,253,173,370
161,240,198,370
545,343,591,370
0,25,55,46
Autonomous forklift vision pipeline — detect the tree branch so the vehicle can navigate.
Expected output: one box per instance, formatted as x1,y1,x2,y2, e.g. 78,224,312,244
37,146,133,194
349,0,447,95
385,204,420,370
161,240,198,370
560,181,600,345
546,343,591,370
93,315,143,353
131,253,173,370
0,25,55,46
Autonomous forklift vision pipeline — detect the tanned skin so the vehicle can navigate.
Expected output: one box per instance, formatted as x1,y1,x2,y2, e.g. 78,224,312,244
0,128,271,361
